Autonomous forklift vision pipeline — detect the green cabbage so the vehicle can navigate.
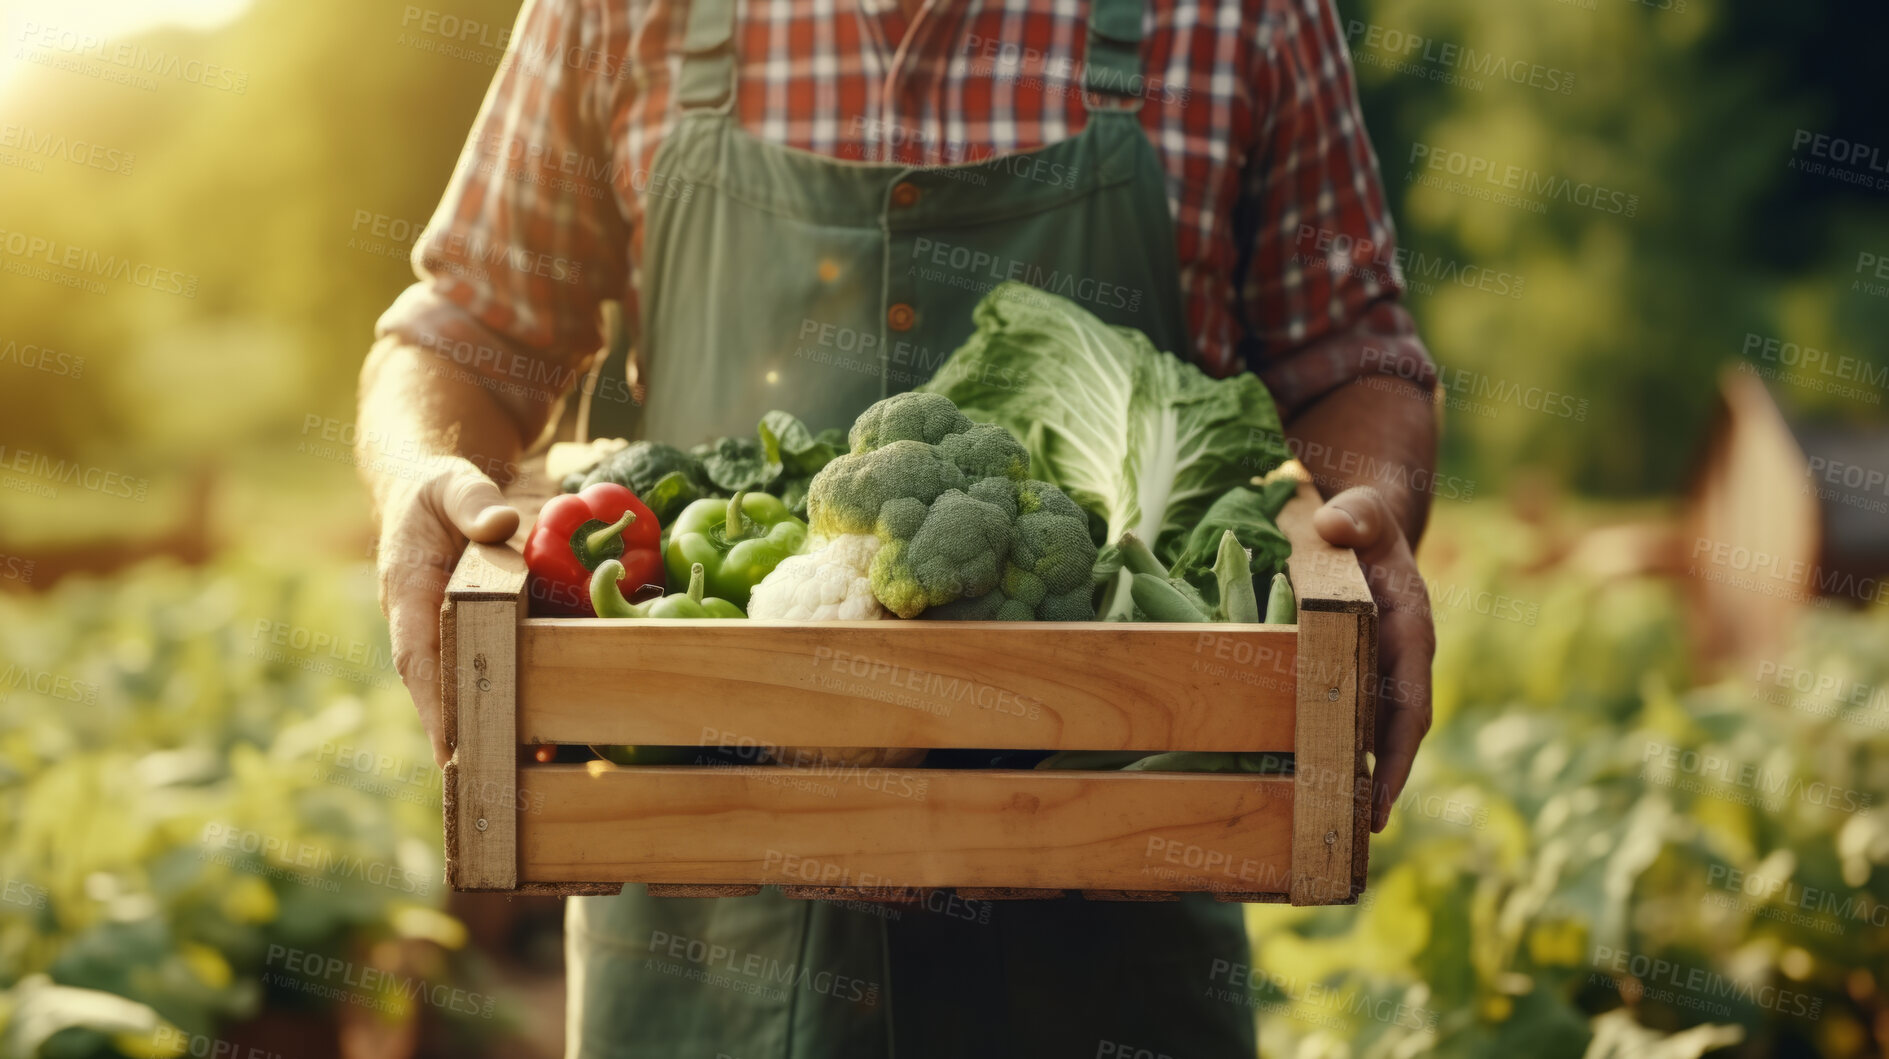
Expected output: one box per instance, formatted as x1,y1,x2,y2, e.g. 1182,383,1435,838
922,282,1291,618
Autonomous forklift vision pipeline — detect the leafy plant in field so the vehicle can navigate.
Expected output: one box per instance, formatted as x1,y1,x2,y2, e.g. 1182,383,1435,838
0,556,496,1058
1241,508,1889,1058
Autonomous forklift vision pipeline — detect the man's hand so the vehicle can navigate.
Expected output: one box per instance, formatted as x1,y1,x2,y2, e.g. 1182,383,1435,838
375,458,519,767
1312,486,1434,833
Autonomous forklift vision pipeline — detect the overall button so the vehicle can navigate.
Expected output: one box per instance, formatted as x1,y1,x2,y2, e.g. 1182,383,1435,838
888,303,917,331
891,181,921,208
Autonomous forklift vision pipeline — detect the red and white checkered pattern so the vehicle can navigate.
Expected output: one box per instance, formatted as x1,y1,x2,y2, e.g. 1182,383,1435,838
378,0,1435,419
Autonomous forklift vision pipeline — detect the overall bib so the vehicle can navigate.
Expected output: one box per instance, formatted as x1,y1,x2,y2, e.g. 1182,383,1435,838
571,0,1256,1051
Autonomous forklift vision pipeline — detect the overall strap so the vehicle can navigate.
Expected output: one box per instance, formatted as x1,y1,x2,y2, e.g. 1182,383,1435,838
1083,0,1146,107
677,0,739,110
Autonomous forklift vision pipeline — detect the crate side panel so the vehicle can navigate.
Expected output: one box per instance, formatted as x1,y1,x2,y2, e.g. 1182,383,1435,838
1290,610,1367,905
517,621,1297,752
517,767,1294,892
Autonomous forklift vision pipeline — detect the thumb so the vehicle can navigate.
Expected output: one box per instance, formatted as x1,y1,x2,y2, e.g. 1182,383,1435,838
433,462,519,544
1310,486,1405,568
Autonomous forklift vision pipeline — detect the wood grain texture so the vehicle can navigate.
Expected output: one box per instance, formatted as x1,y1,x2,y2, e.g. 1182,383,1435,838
518,766,1294,892
449,597,525,890
1290,610,1368,906
646,884,763,899
955,888,1066,900
1276,479,1375,613
517,620,1297,751
448,542,528,603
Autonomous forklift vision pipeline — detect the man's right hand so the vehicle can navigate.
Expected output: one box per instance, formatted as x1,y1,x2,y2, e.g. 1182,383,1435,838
376,458,519,767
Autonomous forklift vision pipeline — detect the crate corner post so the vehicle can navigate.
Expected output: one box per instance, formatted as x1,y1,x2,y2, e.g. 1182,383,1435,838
1279,480,1377,907
443,542,528,892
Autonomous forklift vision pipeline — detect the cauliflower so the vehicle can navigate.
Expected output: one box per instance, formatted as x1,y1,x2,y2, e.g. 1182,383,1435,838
807,392,1097,621
747,534,886,621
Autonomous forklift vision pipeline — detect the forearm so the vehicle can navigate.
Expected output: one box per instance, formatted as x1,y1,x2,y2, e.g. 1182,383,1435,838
1284,375,1438,547
355,337,533,522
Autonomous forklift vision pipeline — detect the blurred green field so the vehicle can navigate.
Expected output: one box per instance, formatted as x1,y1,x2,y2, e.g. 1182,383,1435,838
4,493,1885,1058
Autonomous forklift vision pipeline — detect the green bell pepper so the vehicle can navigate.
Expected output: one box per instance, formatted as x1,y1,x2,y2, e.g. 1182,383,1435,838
663,490,807,610
591,560,746,619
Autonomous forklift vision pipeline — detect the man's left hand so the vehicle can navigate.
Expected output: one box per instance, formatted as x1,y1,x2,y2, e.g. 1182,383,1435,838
1312,486,1436,833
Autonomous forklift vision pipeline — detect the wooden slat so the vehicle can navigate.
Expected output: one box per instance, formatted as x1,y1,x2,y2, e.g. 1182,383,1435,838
518,621,1297,751
955,888,1064,900
1081,890,1180,902
1290,610,1368,905
646,884,762,899
448,591,527,890
519,767,1293,892
448,542,529,601
1276,479,1375,613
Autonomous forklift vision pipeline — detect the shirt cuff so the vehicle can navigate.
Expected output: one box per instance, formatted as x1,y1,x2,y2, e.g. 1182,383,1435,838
1255,298,1438,422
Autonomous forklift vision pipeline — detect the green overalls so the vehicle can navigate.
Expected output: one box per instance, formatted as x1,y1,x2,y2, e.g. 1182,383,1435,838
573,0,1256,1051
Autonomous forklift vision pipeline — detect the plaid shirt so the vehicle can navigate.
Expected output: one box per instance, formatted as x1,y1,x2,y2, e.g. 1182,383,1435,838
378,0,1436,422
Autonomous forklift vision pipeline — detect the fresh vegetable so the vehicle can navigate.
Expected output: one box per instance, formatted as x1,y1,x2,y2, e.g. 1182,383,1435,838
566,440,715,523
1215,529,1260,624
1116,530,1259,623
1166,478,1295,585
524,483,663,616
693,435,771,493
663,491,808,610
591,560,745,618
921,282,1291,619
747,534,887,621
804,391,1096,621
1264,572,1296,624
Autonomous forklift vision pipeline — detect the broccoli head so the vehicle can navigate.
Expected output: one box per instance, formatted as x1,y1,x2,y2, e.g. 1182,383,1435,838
806,392,1096,620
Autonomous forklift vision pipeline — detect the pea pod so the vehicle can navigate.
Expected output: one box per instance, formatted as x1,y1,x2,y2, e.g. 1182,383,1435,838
1130,572,1213,622
1213,529,1259,623
1264,572,1296,624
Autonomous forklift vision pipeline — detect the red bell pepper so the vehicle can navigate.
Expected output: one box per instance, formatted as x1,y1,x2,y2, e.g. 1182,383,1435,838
524,483,663,616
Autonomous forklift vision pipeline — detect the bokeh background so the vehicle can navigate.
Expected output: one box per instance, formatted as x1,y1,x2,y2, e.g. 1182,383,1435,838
2,0,1887,1055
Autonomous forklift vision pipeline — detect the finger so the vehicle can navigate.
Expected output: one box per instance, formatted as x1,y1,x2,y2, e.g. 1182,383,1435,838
1311,487,1409,570
382,548,454,768
435,465,519,544
1370,609,1434,832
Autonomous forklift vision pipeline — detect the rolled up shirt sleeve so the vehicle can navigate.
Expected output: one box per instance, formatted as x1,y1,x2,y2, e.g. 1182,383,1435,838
1234,0,1437,421
375,0,628,410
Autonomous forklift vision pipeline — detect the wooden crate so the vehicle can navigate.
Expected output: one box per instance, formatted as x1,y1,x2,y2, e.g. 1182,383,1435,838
441,479,1375,905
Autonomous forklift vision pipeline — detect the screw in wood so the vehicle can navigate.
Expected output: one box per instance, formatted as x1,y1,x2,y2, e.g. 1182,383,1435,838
477,678,492,692
476,817,489,832
1326,687,1339,700
1324,830,1337,845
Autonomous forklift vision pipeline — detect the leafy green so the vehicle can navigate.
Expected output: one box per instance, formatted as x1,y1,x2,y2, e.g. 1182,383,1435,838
922,283,1290,619
1167,478,1296,584
692,435,771,493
